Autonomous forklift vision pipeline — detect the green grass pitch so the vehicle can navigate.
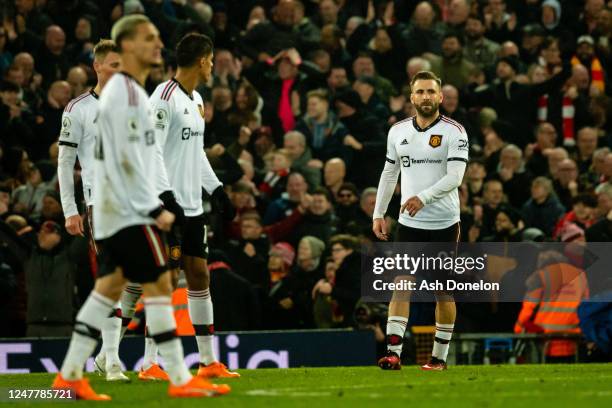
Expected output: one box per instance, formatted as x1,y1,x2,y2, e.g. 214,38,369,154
1,365,612,407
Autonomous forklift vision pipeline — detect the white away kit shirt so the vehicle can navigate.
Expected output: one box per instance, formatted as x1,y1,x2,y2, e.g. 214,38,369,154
93,72,164,239
150,78,222,217
373,115,469,230
58,90,99,217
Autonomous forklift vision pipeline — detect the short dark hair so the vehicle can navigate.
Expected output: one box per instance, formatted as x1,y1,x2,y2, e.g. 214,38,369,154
312,187,331,202
572,193,597,208
410,71,442,90
330,234,359,251
176,33,214,68
443,31,464,46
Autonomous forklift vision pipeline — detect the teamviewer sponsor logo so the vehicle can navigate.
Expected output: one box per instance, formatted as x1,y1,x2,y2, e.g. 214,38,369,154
400,156,443,167
182,127,191,140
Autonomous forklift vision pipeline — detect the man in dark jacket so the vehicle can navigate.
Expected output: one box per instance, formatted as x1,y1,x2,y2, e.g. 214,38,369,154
25,221,77,337
312,234,361,326
208,250,262,331
225,213,271,292
521,177,566,236
465,55,572,148
291,187,338,246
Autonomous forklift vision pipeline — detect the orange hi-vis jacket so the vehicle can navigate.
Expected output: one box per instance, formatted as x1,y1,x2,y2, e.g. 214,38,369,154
514,262,589,357
126,288,195,336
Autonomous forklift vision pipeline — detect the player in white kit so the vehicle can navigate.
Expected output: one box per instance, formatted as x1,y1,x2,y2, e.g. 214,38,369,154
57,39,128,382
373,71,468,371
140,33,239,380
52,15,230,399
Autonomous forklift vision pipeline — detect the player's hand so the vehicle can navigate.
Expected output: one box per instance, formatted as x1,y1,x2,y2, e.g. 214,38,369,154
65,214,85,236
212,186,236,221
155,210,175,232
159,191,185,225
372,218,389,241
401,196,424,217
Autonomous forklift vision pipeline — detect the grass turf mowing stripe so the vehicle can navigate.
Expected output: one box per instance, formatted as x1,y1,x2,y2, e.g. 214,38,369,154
0,365,611,407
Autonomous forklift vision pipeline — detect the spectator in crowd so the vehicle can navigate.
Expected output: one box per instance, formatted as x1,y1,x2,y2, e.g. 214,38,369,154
344,187,378,242
554,194,598,240
323,157,346,201
264,171,309,225
351,52,395,103
225,212,271,292
268,235,325,329
401,1,443,59
491,144,533,209
295,88,347,161
526,122,558,177
464,12,500,71
36,25,70,88
553,159,581,210
335,182,360,233
291,187,337,246
574,127,599,173
312,234,360,327
521,176,567,236
482,204,524,242
426,31,476,90
25,220,76,337
479,179,505,238
283,130,321,189
267,242,295,284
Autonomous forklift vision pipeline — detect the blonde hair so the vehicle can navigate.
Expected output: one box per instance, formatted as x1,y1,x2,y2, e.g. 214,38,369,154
93,39,119,61
111,15,151,50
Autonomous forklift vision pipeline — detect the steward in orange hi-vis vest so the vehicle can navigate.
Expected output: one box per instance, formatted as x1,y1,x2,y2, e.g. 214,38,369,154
514,255,589,357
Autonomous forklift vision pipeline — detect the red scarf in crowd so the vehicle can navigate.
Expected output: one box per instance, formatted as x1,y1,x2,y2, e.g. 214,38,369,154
538,94,575,143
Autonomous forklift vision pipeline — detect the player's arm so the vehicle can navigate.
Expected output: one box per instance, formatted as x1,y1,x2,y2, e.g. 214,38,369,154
57,108,84,236
201,144,234,220
150,95,184,223
372,127,400,240
415,130,468,206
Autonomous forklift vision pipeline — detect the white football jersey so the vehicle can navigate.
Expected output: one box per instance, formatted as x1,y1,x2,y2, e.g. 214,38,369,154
374,115,469,230
57,90,99,217
150,78,221,217
93,72,163,239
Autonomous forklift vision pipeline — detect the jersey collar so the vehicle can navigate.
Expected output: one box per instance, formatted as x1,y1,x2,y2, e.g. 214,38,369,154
171,77,194,100
89,89,99,99
412,114,441,132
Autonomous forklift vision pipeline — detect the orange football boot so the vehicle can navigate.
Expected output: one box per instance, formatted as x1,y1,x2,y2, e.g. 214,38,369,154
168,376,231,398
197,362,241,378
138,364,170,381
52,374,111,401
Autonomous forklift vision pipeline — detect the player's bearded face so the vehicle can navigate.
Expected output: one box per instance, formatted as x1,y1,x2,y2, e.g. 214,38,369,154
414,98,440,117
411,79,442,118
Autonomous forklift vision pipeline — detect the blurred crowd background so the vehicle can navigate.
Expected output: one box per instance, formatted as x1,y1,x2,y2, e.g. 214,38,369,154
0,0,611,358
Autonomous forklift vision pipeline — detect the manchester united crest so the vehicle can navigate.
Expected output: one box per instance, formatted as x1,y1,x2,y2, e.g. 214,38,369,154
170,246,182,260
429,134,443,148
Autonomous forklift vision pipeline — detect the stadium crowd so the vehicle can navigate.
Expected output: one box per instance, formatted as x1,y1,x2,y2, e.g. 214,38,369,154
0,0,611,357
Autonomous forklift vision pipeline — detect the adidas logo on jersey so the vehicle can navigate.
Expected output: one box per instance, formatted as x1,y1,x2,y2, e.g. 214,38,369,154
400,139,409,145
184,108,189,114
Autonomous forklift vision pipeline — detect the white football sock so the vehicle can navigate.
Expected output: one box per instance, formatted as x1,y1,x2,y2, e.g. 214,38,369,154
143,330,158,370
432,322,454,362
101,305,122,370
386,316,408,356
60,292,114,380
119,284,142,338
187,289,216,365
144,297,192,386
